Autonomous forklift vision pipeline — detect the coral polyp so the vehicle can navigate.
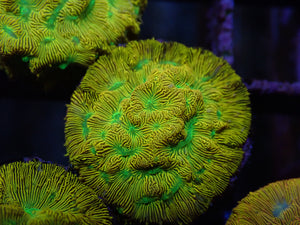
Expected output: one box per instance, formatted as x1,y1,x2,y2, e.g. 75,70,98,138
226,178,300,225
65,39,251,224
0,161,112,225
0,0,147,74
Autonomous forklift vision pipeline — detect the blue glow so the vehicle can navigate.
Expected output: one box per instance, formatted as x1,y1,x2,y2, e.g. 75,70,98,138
272,200,289,217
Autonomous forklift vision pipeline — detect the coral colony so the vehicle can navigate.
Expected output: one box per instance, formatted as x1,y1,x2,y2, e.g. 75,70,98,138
226,178,300,225
0,0,256,225
0,0,146,75
65,39,251,224
0,161,112,224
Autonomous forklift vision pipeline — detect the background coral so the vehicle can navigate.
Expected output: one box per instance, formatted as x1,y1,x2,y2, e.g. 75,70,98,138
226,178,300,225
0,161,112,225
65,39,251,224
0,0,147,75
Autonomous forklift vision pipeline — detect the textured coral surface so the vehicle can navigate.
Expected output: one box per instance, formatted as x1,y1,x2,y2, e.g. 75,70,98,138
65,39,251,224
0,161,112,225
0,0,146,74
226,178,300,225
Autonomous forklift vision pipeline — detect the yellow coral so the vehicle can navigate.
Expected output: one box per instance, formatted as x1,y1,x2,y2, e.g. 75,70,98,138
65,39,251,224
0,0,147,74
226,178,300,225
0,161,112,225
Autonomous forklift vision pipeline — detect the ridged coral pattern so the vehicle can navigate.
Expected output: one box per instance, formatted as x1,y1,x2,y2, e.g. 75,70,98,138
65,39,251,224
0,0,147,74
0,161,112,225
226,178,300,225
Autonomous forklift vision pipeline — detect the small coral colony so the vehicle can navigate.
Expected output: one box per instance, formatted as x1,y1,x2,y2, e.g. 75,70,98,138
0,1,298,225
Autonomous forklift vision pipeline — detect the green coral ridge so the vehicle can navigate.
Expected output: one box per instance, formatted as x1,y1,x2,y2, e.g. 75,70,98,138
226,178,300,225
0,161,112,225
0,0,147,74
65,39,251,224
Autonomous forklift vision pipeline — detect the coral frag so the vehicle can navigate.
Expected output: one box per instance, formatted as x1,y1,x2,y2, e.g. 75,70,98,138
65,39,251,224
0,0,147,74
226,178,300,225
0,161,112,225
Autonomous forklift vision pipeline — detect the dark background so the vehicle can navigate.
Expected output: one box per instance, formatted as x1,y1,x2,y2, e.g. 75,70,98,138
1,1,300,224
